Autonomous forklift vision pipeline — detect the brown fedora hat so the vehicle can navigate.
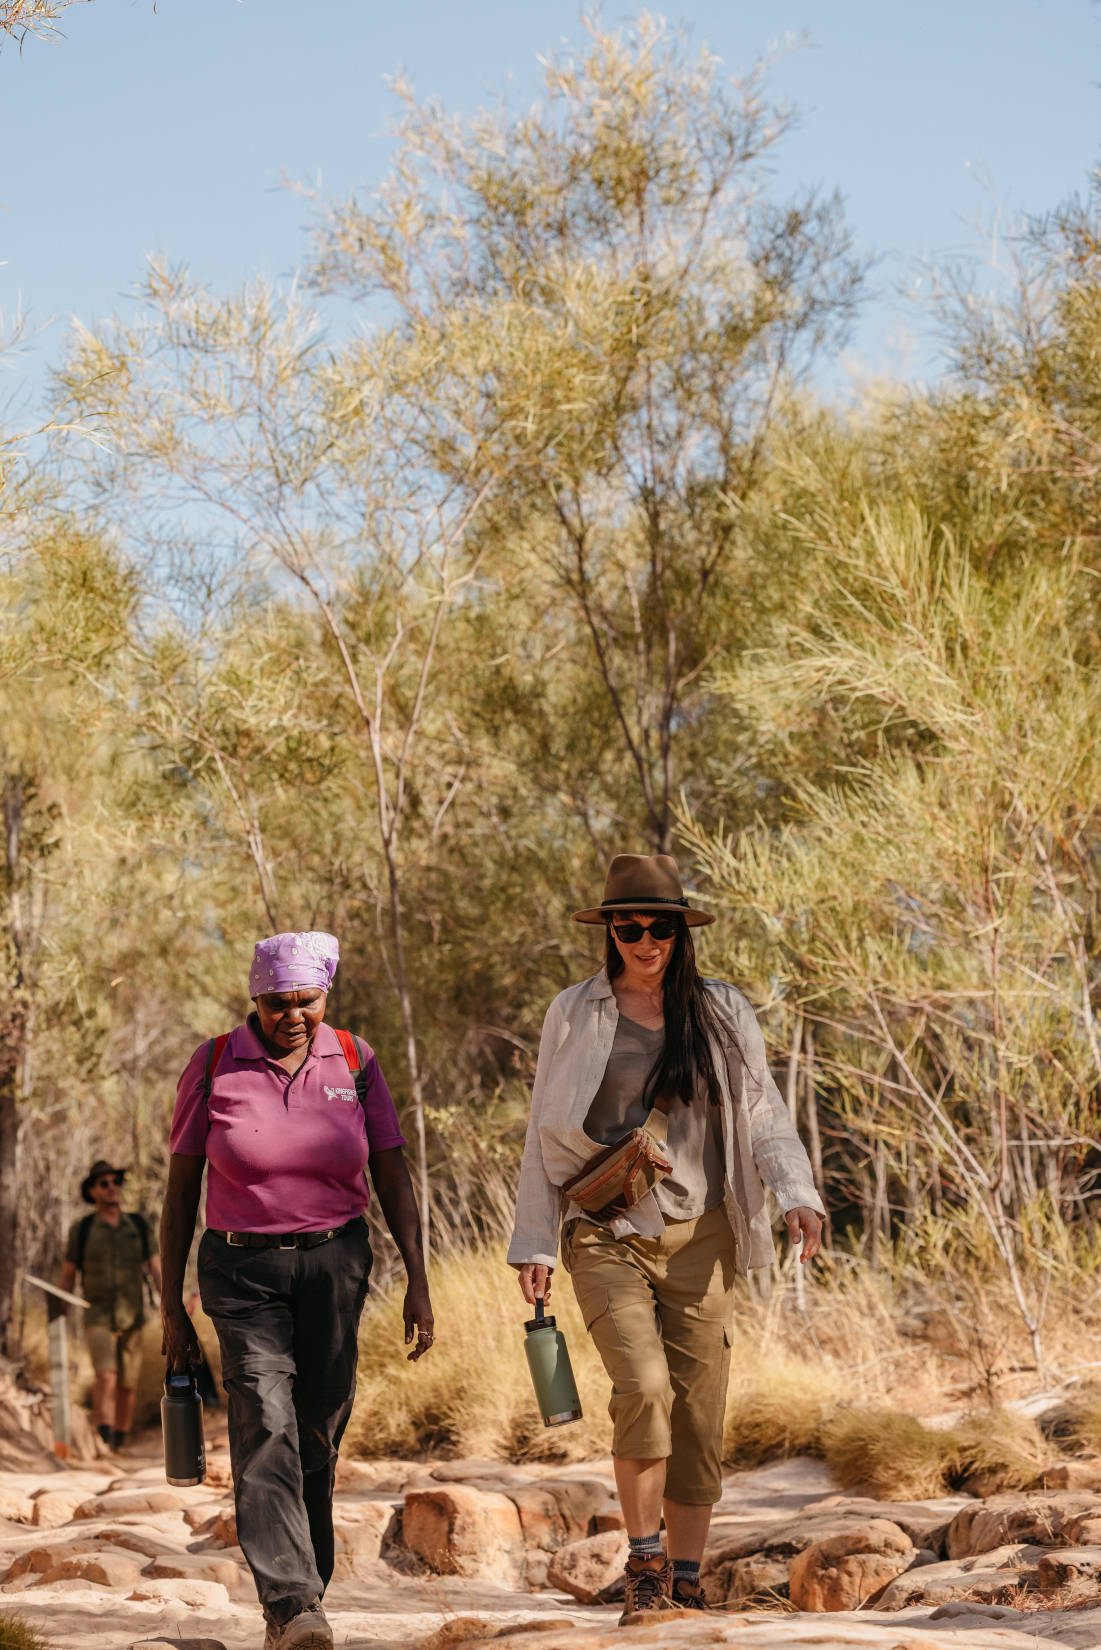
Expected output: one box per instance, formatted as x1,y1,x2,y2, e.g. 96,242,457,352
572,854,715,927
80,1159,127,1204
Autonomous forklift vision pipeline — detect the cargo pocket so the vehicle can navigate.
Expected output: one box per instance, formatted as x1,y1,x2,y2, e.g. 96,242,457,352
571,1277,613,1335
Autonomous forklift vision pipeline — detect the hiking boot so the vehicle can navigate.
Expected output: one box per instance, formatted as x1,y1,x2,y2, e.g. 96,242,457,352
671,1574,712,1610
618,1553,671,1623
263,1602,333,1650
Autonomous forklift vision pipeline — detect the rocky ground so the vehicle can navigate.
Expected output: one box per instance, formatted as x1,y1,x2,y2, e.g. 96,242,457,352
2,1422,1101,1650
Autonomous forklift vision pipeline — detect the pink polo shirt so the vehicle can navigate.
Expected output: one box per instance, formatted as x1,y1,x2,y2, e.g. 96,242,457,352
171,1018,406,1234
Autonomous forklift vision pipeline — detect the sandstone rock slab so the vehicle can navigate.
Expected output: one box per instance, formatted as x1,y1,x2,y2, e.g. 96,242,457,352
704,1552,790,1603
788,1518,914,1611
95,1524,178,1557
0,1488,34,1522
338,1457,437,1495
945,1492,1101,1558
1036,1545,1101,1588
38,1550,145,1588
875,1542,1040,1608
703,1508,899,1573
546,1531,628,1604
504,1479,609,1554
187,1504,238,1549
143,1547,250,1596
800,1493,959,1553
29,1488,83,1527
1060,1510,1101,1545
73,1488,188,1520
2,1540,103,1581
128,1575,232,1608
1043,1460,1101,1492
332,1500,397,1573
453,1611,1085,1649
927,1602,1028,1623
402,1484,527,1583
430,1460,535,1485
129,1639,229,1650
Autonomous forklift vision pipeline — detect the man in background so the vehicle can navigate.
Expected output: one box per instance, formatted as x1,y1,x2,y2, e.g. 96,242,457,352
60,1159,162,1451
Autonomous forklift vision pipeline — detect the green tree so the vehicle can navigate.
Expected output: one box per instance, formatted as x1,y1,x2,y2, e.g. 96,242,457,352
57,265,543,1250
307,14,864,851
0,520,137,1354
684,407,1101,1371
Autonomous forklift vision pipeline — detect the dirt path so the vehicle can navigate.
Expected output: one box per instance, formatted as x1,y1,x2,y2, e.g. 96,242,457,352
1,1431,1099,1649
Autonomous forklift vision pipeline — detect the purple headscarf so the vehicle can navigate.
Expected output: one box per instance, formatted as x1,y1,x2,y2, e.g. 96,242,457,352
249,931,340,998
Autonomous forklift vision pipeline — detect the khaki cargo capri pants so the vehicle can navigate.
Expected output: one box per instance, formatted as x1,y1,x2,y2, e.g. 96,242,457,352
563,1204,736,1505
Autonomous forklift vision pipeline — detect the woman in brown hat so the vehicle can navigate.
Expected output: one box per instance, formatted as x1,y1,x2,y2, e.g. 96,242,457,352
507,855,825,1619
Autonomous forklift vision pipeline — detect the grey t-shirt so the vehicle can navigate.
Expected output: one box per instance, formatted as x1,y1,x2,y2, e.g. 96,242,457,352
583,1014,726,1221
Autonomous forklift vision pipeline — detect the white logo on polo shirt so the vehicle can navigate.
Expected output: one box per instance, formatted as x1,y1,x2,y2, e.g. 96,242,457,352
324,1085,357,1103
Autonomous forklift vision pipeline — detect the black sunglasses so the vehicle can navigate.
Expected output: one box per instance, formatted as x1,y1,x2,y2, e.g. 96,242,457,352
94,1175,121,1188
608,918,681,943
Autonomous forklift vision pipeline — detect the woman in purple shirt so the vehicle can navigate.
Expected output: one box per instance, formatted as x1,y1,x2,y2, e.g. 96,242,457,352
161,931,433,1650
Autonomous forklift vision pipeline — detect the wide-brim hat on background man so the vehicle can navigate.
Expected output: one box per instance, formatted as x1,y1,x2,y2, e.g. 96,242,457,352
572,854,715,927
80,1159,127,1203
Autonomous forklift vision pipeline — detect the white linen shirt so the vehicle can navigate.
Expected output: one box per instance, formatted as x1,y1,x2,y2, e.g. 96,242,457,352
506,970,826,1274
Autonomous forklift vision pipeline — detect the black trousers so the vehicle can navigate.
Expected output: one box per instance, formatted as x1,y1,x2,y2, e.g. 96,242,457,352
197,1220,373,1625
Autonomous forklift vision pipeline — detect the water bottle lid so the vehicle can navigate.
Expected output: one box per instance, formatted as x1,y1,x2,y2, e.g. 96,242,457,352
165,1370,196,1394
524,1296,556,1334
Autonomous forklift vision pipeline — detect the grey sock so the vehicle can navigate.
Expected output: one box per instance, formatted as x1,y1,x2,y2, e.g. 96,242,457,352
673,1558,701,1582
628,1531,664,1560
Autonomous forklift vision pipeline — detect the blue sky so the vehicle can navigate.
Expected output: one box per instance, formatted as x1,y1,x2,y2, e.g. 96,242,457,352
2,0,1099,413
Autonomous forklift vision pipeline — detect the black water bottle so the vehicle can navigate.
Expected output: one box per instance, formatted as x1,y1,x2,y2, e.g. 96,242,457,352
161,1369,206,1486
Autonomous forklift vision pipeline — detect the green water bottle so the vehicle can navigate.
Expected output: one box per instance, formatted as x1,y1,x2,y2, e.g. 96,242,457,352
524,1297,583,1427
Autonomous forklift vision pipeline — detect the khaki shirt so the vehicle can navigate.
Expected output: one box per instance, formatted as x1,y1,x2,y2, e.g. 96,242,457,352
65,1212,154,1331
506,971,826,1274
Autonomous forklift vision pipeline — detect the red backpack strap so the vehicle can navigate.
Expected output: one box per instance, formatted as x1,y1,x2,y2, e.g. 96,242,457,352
202,1034,231,1104
334,1029,372,1118
333,1028,360,1072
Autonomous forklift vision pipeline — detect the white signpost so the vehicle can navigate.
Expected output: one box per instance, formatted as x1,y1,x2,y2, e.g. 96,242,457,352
23,1273,88,1459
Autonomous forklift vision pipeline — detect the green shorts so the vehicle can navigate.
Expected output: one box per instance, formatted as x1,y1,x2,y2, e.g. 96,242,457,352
85,1322,144,1389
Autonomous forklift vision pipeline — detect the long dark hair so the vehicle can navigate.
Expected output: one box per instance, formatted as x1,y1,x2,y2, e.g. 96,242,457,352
605,915,725,1107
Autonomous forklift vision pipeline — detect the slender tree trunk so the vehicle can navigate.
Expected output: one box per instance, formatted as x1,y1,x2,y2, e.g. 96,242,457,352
785,1010,803,1125
384,854,431,1261
802,1021,828,1243
906,1148,920,1227
873,1139,890,1252
860,1162,876,1266
0,769,26,1359
0,1034,19,1360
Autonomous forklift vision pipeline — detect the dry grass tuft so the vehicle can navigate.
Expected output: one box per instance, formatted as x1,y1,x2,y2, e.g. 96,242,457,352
1040,1383,1101,1458
820,1409,955,1499
723,1344,835,1467
0,1613,51,1650
948,1407,1048,1492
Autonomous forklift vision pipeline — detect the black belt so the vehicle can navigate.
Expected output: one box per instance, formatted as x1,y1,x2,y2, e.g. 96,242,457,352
210,1218,360,1251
